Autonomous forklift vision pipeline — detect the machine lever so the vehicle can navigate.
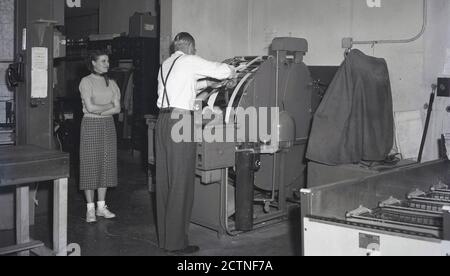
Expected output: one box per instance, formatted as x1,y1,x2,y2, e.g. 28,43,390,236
418,84,437,163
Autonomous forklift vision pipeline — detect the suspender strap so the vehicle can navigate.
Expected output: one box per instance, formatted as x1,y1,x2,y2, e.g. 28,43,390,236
160,55,182,109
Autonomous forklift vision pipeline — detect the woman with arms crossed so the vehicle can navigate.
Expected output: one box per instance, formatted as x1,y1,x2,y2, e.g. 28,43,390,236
79,51,121,223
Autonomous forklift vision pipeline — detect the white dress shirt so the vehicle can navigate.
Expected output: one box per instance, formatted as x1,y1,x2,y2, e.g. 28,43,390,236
157,51,234,111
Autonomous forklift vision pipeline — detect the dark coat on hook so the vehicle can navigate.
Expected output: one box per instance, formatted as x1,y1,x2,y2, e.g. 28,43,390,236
306,49,394,165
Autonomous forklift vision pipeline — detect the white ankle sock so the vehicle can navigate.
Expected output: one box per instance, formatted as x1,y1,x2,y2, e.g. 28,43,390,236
97,201,106,210
87,203,95,211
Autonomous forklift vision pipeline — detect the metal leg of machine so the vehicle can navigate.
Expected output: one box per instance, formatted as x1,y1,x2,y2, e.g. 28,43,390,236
235,149,257,232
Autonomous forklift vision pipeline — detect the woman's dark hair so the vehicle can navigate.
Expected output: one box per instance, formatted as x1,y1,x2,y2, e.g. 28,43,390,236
87,50,110,86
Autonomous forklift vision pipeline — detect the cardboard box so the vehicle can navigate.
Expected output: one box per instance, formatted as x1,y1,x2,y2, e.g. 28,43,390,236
129,13,157,38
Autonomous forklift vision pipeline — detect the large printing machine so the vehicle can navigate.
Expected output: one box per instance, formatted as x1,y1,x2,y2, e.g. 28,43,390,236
300,160,450,256
147,37,314,236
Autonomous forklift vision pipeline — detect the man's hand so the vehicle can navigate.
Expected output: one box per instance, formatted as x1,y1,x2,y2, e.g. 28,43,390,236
224,79,238,89
209,79,238,90
208,80,224,89
234,64,247,72
229,67,239,79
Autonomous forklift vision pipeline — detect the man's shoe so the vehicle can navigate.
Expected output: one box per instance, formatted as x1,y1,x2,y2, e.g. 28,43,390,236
86,209,97,223
96,206,116,219
167,245,200,256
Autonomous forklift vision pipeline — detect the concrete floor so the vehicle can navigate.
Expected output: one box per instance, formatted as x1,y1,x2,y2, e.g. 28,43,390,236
0,150,302,256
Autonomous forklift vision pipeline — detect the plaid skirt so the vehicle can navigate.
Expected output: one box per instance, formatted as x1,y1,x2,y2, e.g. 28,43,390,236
79,117,118,191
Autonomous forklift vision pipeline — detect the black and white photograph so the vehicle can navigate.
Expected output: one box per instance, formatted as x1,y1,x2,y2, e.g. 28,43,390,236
0,0,450,259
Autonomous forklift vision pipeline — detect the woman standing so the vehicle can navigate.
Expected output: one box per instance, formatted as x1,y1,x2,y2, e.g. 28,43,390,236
79,51,121,223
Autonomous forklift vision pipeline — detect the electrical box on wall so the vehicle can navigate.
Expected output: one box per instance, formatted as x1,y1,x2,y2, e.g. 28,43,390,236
438,78,450,97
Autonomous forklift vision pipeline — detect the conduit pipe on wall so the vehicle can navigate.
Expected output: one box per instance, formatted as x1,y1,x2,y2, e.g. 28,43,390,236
343,0,427,49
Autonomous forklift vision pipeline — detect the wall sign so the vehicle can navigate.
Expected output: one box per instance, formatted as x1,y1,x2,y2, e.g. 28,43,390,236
367,0,381,8
31,47,48,99
66,0,81,8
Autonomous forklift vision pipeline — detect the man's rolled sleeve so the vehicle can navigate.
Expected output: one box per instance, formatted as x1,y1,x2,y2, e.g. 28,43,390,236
192,56,234,80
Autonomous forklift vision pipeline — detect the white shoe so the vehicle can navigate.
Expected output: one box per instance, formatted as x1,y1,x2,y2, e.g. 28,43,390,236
96,206,116,219
86,209,97,223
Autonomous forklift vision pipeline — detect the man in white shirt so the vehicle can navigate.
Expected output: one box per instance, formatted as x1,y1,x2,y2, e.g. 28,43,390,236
155,32,236,255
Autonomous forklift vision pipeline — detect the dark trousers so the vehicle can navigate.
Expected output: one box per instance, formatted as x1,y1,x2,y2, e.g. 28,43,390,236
155,109,196,251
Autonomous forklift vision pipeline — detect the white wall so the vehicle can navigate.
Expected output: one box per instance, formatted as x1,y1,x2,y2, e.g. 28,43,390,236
99,0,156,34
169,0,449,161
171,0,249,61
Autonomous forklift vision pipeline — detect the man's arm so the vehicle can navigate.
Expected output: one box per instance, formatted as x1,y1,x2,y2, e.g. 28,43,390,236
197,77,238,93
196,78,239,103
192,55,237,80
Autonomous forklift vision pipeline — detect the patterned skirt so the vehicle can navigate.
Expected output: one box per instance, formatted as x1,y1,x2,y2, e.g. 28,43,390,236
79,117,118,191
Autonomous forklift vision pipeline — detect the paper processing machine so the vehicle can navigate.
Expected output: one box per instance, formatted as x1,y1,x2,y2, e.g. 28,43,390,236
147,37,314,236
300,160,450,256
